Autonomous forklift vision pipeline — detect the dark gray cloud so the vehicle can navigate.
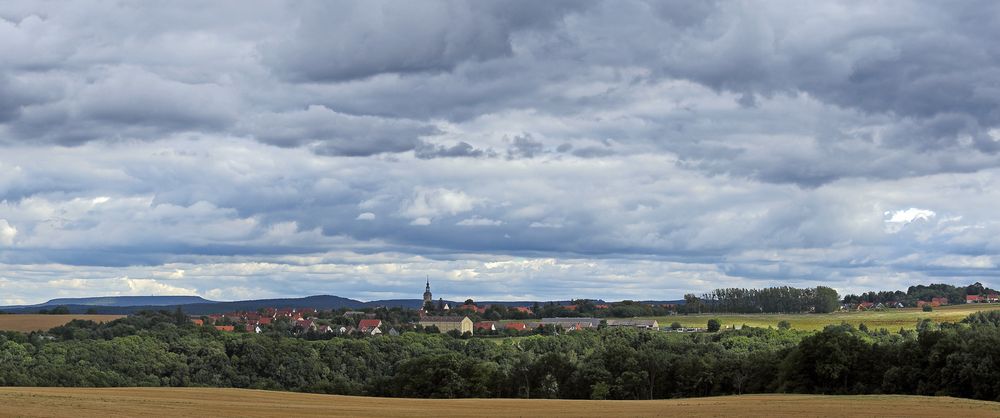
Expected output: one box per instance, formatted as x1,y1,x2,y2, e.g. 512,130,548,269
239,105,439,156
264,0,584,82
415,141,495,159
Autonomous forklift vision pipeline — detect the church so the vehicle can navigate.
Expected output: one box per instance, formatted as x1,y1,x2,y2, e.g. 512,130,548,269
418,278,471,334
422,277,450,311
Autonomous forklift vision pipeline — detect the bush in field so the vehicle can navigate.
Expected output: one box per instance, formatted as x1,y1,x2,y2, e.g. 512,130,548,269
707,319,721,332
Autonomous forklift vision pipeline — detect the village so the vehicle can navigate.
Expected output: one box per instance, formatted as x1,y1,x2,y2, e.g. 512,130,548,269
191,279,689,337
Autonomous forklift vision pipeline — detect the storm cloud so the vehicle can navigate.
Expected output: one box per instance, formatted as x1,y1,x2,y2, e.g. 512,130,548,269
1,1,999,304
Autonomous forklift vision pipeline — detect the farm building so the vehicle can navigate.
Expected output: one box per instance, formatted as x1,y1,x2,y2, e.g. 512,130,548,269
419,316,473,335
541,317,601,330
605,319,659,330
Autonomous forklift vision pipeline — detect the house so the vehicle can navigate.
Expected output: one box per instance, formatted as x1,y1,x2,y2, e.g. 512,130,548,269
358,319,383,334
387,328,400,336
245,324,262,333
562,305,578,311
967,295,984,303
190,318,204,326
540,317,601,330
988,294,1000,303
295,319,318,332
605,319,659,330
257,317,272,325
932,297,949,305
316,325,335,334
343,311,365,317
505,322,527,331
511,306,533,314
857,302,875,310
474,321,496,332
419,316,474,335
595,304,610,310
214,325,235,332
458,304,488,314
917,300,942,308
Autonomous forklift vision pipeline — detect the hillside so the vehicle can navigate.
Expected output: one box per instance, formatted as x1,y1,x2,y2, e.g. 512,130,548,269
38,295,214,307
0,388,996,417
0,315,125,332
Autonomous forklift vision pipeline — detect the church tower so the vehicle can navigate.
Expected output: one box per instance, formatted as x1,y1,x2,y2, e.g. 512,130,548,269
423,276,432,305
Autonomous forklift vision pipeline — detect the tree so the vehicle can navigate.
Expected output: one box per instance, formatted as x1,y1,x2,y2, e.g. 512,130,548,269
707,319,721,332
813,286,840,313
465,299,474,305
777,320,791,330
670,322,682,330
923,304,933,312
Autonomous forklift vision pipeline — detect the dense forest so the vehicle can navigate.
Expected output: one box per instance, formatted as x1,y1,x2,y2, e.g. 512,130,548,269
3,310,1000,401
684,286,840,314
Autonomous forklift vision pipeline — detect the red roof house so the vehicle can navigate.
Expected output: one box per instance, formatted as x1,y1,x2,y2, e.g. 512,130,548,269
214,326,235,332
505,322,527,331
474,321,496,332
358,319,383,332
967,295,984,303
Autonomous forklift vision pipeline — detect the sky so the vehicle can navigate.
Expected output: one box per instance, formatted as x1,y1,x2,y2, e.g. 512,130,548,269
2,1,1000,304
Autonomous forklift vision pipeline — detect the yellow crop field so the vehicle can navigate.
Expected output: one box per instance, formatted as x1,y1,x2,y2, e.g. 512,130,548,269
646,303,1000,331
0,388,997,417
0,314,125,332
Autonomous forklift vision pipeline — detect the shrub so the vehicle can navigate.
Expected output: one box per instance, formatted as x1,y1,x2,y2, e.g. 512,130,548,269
707,319,721,332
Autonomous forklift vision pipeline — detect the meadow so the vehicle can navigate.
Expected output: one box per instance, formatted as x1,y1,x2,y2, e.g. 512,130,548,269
644,303,1000,331
1,387,998,418
0,314,125,332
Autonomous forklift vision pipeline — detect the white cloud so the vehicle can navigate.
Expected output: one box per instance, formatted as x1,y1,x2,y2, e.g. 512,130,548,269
400,187,482,221
0,219,16,246
356,212,376,221
883,208,936,233
456,216,502,226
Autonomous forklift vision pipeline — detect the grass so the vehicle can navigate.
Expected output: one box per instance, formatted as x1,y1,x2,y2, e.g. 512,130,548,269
0,388,998,418
0,314,125,332
644,303,1000,331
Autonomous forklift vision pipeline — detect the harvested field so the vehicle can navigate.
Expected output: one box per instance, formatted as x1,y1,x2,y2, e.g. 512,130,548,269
0,314,125,332
0,388,997,418
645,303,1000,331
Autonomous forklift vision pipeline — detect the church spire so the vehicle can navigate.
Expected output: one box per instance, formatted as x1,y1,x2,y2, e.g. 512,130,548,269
423,276,433,305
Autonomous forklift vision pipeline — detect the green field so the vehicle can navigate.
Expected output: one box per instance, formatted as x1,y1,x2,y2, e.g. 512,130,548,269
643,303,1000,331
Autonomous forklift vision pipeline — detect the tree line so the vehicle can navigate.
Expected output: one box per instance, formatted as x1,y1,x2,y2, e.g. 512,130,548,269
3,309,1000,401
682,286,840,314
842,282,999,306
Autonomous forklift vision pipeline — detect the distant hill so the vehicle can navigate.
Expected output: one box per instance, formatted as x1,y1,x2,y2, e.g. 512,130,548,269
0,295,686,315
37,296,214,307
0,295,367,315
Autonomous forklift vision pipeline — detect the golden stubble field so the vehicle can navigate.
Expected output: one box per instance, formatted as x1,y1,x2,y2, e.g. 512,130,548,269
644,303,1000,331
0,314,125,332
0,387,997,418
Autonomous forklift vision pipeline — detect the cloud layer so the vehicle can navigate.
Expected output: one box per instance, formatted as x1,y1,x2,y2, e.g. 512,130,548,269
1,1,999,303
